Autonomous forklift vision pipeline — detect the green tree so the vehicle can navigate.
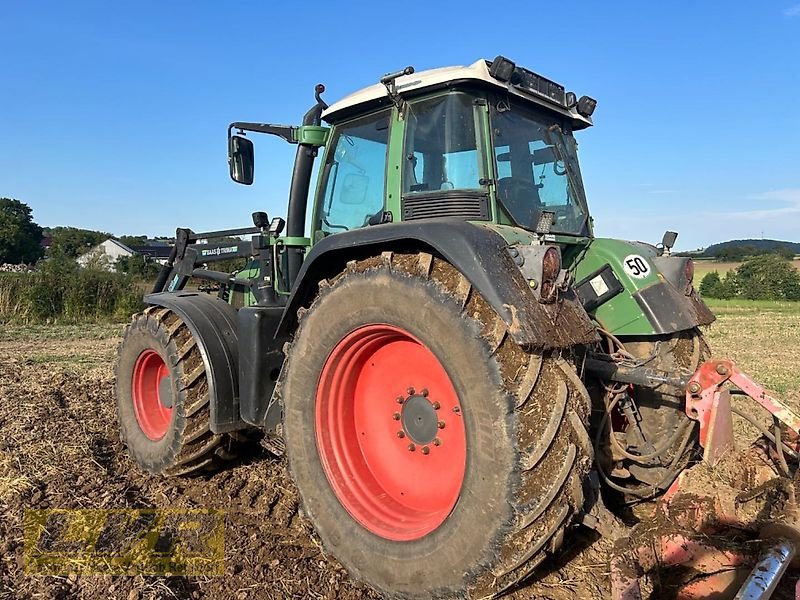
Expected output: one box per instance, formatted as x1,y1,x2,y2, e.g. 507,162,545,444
733,255,800,300
699,271,721,297
117,235,148,247
115,254,160,280
45,226,111,259
0,198,44,264
775,245,796,260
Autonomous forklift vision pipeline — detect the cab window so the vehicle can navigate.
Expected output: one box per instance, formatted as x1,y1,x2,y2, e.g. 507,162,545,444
403,93,486,195
316,110,390,234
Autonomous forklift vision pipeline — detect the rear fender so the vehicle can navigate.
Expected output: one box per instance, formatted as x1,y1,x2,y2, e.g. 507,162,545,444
144,292,246,433
572,238,715,336
278,220,597,350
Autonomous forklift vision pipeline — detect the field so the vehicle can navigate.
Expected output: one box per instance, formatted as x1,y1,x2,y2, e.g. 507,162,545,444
1,301,799,599
693,257,800,279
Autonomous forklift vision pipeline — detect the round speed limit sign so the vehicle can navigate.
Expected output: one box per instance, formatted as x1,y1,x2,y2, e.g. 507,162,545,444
622,254,652,279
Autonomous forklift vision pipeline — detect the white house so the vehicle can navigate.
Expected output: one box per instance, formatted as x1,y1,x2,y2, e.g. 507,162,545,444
76,239,172,270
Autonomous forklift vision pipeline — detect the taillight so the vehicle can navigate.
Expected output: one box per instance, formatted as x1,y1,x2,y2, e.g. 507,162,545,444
684,259,694,286
540,246,562,301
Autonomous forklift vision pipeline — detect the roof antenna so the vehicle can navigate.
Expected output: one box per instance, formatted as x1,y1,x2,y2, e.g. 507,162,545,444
380,66,415,109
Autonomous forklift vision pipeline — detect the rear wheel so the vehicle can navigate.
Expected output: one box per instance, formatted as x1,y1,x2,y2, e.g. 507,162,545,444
596,329,710,495
281,253,592,598
115,306,235,476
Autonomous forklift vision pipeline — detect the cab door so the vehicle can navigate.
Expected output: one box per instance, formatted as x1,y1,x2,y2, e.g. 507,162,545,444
311,109,392,242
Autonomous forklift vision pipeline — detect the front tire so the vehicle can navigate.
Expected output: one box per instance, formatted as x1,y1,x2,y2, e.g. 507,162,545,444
115,306,234,476
281,253,592,598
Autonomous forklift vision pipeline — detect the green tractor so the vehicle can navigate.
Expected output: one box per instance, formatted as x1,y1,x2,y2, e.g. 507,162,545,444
115,56,719,597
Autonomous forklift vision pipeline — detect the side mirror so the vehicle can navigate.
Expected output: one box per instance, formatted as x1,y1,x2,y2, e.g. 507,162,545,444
229,135,254,185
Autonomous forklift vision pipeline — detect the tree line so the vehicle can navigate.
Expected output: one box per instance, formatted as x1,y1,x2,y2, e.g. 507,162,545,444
699,255,800,301
0,197,163,277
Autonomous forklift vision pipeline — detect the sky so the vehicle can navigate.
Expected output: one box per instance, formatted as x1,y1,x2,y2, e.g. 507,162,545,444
1,1,799,251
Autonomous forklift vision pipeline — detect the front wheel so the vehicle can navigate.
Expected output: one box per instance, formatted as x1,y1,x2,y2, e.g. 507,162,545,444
114,307,235,476
281,253,592,599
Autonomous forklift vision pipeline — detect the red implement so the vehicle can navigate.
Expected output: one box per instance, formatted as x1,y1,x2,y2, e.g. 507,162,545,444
610,359,800,599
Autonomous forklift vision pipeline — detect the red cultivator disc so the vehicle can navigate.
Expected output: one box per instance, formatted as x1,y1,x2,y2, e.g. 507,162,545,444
131,350,173,441
315,324,467,541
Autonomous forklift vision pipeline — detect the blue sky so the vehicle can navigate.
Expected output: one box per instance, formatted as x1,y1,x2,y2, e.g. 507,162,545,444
1,1,799,250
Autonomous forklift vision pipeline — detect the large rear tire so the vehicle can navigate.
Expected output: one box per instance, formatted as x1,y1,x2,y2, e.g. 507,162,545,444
614,329,710,490
280,253,592,598
115,306,236,476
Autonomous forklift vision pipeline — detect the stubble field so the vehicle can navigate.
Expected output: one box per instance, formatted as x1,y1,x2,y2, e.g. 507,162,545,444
0,299,798,599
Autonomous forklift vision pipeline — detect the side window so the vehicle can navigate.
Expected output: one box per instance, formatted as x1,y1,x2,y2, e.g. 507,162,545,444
403,93,486,194
317,111,390,234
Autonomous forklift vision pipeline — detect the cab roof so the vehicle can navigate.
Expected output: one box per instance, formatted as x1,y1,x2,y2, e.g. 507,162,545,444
322,58,594,129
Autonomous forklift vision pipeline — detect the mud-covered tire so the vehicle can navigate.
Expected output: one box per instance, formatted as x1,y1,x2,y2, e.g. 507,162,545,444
280,253,592,599
619,329,710,486
114,306,235,476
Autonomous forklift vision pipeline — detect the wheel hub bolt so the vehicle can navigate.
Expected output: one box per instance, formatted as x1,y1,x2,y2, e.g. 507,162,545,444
437,421,446,429
396,396,405,404
408,443,416,452
420,388,429,397
397,431,405,438
407,387,415,395
432,401,441,410
421,446,430,455
392,412,401,420
452,406,460,414
433,438,441,446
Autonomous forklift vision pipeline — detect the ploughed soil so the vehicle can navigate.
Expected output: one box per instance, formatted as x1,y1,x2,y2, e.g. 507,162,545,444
0,322,796,599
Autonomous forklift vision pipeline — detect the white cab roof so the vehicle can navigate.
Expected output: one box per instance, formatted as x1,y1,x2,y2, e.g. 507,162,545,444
322,59,593,129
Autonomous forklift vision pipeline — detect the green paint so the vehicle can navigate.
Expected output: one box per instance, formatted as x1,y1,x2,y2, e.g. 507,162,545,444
278,236,311,247
232,260,260,307
571,238,662,335
385,106,404,222
294,126,329,146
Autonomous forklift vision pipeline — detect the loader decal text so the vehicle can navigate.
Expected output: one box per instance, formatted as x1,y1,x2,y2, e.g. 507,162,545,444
23,508,224,575
200,245,239,257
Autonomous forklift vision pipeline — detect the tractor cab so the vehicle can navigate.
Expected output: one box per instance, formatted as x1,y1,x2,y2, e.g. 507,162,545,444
312,57,597,242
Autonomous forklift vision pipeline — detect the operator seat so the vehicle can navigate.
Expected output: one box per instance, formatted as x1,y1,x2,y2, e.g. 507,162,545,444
496,177,542,229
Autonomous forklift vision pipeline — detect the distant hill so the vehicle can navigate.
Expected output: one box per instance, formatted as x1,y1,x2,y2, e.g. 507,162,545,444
702,239,800,258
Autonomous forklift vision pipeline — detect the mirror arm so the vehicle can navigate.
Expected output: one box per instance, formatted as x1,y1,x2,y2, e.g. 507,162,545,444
228,122,298,144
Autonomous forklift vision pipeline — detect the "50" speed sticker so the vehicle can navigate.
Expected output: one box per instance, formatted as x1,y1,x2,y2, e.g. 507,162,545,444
622,255,652,279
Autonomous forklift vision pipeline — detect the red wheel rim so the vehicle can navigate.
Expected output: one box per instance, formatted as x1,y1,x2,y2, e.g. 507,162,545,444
315,324,466,541
132,350,173,441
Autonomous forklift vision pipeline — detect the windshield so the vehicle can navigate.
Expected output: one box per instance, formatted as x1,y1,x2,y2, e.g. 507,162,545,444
491,101,590,235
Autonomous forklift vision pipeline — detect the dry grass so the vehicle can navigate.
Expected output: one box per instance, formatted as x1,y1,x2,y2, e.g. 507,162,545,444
704,299,800,397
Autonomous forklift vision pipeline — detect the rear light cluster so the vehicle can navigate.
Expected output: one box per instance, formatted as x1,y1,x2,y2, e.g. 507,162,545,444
684,259,695,286
507,244,563,304
540,246,562,302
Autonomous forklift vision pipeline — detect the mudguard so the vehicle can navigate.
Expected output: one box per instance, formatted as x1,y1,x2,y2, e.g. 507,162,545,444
144,291,246,433
278,219,598,350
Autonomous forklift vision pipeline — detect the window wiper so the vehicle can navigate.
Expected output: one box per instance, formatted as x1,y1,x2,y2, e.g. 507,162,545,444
542,125,589,233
